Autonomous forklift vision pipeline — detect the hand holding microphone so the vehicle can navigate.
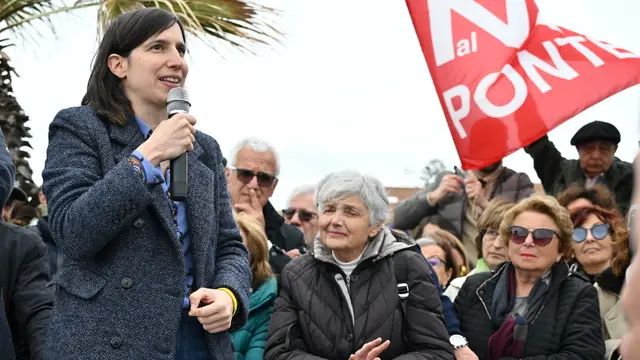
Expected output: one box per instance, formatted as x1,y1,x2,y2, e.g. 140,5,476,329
135,114,197,166
135,87,192,200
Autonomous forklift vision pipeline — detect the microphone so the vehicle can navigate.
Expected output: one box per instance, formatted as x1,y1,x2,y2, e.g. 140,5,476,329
167,87,191,201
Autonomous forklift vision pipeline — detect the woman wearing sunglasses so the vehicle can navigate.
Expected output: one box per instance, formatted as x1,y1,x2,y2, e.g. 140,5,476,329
416,236,459,289
569,206,622,283
454,195,604,360
571,206,629,360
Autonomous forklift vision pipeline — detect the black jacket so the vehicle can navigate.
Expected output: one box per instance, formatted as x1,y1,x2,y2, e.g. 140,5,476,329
454,262,605,360
263,202,307,276
0,286,16,360
29,216,63,277
0,221,53,360
265,228,454,360
525,136,633,215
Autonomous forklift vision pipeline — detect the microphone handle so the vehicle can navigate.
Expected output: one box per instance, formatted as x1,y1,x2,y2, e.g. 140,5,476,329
170,154,187,201
169,110,188,201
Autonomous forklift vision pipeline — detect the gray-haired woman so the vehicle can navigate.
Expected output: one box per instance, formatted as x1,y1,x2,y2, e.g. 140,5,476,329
265,170,453,360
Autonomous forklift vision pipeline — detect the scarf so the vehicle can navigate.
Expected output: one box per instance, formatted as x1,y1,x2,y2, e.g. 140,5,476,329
487,263,550,360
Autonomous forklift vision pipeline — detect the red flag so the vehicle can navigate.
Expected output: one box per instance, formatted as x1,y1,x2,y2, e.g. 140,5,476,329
406,0,640,169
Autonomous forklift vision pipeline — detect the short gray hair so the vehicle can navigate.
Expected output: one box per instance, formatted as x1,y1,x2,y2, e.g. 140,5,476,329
416,237,438,248
229,137,280,177
315,170,389,225
287,185,316,207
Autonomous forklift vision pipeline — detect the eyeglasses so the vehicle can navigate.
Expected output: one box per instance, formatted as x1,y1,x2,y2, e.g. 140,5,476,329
282,208,317,222
573,223,610,243
482,229,499,241
508,225,558,247
426,256,446,268
228,166,277,188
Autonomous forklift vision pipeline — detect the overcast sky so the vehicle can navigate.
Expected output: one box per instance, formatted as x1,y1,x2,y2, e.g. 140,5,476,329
10,0,640,209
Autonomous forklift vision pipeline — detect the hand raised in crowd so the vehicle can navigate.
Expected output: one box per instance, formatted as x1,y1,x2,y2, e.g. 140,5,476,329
455,346,480,360
464,177,488,209
234,189,265,228
427,174,463,205
286,249,302,259
349,338,390,360
189,288,234,334
135,113,197,166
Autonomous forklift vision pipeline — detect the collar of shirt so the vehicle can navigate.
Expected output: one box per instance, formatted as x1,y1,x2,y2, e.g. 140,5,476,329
585,174,602,189
134,117,153,139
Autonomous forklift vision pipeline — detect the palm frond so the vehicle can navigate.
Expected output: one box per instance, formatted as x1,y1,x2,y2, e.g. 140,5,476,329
0,0,99,38
0,0,54,35
79,0,282,52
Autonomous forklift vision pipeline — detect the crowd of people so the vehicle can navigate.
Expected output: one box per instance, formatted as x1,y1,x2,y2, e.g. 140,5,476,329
1,7,639,360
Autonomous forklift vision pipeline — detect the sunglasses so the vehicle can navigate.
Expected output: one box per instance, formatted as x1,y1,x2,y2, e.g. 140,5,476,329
282,208,317,222
508,225,558,247
228,166,277,188
426,256,446,268
573,223,610,243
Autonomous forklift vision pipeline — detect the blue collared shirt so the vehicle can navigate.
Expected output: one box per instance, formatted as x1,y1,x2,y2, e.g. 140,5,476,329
130,118,193,309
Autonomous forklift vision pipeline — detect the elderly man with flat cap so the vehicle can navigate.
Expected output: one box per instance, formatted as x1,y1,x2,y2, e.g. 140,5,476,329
525,120,633,215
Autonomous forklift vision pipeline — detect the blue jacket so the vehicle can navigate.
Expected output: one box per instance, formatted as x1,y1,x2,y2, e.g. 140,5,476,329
231,277,277,360
42,106,251,360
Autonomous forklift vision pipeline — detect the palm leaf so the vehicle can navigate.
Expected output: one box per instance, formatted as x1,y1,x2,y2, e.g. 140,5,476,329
75,0,282,52
1,0,281,52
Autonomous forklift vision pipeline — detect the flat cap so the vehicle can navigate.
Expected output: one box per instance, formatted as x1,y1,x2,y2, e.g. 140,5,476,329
570,121,620,146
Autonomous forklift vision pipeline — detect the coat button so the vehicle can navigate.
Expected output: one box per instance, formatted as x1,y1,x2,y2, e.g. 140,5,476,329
110,336,122,349
121,278,133,289
350,275,359,282
133,218,144,228
345,333,353,341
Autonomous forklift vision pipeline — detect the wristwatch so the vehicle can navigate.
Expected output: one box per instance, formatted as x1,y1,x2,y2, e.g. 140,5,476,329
449,334,468,349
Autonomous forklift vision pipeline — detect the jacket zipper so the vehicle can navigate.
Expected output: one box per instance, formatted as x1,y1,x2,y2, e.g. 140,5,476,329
476,268,570,324
333,270,357,356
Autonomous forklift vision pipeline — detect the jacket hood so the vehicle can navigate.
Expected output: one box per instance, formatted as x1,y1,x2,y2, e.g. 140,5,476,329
312,226,417,265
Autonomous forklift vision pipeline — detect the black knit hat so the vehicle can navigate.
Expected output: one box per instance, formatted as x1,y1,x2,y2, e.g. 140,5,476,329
570,121,620,146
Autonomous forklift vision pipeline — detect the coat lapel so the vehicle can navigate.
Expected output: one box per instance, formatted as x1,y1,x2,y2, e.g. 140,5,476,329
108,118,179,243
185,139,214,288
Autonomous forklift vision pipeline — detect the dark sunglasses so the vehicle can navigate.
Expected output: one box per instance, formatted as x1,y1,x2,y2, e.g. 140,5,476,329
508,225,558,247
572,223,610,243
228,166,277,188
282,208,317,222
426,256,446,268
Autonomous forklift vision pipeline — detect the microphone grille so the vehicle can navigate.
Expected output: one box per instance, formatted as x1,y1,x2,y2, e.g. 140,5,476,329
167,87,191,114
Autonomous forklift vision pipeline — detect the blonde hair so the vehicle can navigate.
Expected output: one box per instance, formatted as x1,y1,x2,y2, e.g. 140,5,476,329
500,194,573,261
234,212,274,288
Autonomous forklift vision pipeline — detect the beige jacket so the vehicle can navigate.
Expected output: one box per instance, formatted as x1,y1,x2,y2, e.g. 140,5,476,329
595,283,626,360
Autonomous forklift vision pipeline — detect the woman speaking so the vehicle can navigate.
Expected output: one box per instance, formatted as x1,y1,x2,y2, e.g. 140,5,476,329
42,8,250,360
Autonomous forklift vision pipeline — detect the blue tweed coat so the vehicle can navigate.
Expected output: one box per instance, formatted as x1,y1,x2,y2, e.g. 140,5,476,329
42,106,251,360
